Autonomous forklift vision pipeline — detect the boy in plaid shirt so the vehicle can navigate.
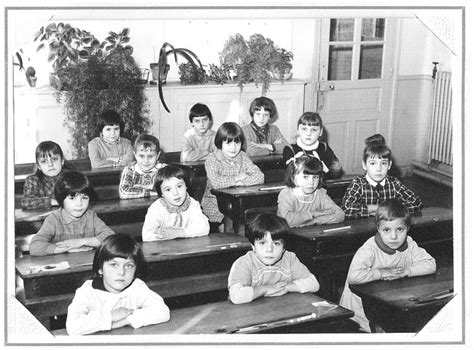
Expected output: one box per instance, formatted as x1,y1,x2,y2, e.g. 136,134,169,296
119,134,166,199
341,134,422,219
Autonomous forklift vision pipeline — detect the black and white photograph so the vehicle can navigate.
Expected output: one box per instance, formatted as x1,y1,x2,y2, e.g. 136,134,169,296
1,0,471,348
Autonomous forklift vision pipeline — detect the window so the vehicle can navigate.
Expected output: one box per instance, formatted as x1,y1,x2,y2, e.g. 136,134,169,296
328,18,385,81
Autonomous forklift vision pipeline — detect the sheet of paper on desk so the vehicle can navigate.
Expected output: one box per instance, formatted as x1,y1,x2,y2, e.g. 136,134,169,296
28,261,71,274
311,300,339,316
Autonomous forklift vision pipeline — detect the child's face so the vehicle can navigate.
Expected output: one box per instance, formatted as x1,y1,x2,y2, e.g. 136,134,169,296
101,124,121,143
37,154,64,177
362,156,392,183
252,107,271,128
378,218,408,250
99,257,136,294
134,146,159,172
297,123,322,146
191,116,211,136
294,172,320,195
62,193,89,218
252,232,285,266
221,139,242,159
160,177,187,207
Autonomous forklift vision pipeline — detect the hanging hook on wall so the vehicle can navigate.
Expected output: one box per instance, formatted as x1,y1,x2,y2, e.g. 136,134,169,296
432,62,439,79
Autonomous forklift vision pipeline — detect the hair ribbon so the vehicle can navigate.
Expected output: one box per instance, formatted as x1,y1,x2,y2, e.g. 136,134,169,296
285,151,306,165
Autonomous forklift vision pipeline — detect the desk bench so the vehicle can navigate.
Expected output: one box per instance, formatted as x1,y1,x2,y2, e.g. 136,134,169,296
290,207,453,302
51,292,355,335
349,266,454,332
211,174,357,235
15,233,251,328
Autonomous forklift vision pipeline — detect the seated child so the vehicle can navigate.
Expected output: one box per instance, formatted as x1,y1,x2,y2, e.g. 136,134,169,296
180,103,217,162
201,122,265,230
242,96,290,157
339,199,436,332
29,171,115,256
142,165,210,241
341,134,422,219
88,110,135,168
283,112,342,179
119,134,166,199
21,141,69,210
277,153,345,227
228,212,319,304
66,234,170,335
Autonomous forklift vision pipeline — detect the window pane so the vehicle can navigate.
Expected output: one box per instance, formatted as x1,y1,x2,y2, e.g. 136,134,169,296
361,18,385,41
328,45,352,81
330,19,355,42
359,44,383,79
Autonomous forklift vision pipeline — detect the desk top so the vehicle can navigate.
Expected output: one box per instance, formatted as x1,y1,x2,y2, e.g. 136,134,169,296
291,207,453,241
211,174,358,198
14,166,125,182
53,292,353,335
349,266,453,312
15,196,157,224
16,233,250,279
172,154,284,169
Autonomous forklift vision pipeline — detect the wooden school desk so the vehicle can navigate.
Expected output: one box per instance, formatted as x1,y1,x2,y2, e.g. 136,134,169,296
15,233,251,328
15,166,125,195
52,293,355,335
171,153,286,178
349,266,454,332
211,174,357,235
291,207,453,302
15,196,157,236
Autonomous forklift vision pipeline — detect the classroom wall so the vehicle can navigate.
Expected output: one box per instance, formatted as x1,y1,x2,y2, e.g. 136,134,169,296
391,18,455,174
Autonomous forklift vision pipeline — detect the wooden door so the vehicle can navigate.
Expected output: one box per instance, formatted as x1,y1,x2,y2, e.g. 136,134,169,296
317,18,397,174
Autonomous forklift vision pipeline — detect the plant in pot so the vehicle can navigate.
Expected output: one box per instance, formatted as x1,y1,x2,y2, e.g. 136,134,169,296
34,22,95,89
50,27,150,158
219,33,249,79
271,47,294,81
219,33,290,95
153,42,204,113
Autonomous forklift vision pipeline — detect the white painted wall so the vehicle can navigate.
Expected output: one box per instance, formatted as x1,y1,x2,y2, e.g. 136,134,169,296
392,17,456,173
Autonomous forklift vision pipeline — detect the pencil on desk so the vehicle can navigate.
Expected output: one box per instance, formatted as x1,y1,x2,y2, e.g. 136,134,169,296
322,225,351,233
258,185,286,191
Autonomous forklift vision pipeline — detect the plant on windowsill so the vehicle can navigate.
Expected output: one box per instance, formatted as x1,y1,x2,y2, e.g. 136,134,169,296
36,23,150,158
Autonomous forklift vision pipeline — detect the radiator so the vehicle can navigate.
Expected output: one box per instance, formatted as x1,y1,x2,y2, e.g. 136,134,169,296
428,71,453,166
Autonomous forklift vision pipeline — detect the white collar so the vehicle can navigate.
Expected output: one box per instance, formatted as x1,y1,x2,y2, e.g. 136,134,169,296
296,138,319,151
365,174,386,187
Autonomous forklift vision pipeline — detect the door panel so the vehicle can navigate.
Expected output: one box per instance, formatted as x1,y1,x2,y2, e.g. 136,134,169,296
318,18,397,174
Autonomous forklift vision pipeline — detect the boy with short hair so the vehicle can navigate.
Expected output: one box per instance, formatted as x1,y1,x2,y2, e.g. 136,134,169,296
228,212,319,304
339,199,436,332
180,103,217,162
119,134,166,199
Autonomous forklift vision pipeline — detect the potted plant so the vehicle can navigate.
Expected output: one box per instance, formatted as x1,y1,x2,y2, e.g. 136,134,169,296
271,47,294,81
152,42,204,113
35,24,150,158
219,33,293,95
34,22,96,89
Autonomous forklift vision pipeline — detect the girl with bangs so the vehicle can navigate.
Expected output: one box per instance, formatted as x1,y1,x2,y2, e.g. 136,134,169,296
201,122,264,232
228,212,319,304
66,234,170,335
277,153,345,228
29,171,114,256
21,141,70,209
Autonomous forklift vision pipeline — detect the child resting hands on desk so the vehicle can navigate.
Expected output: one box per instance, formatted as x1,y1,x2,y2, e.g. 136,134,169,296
339,199,436,333
29,171,115,256
66,234,170,335
228,212,319,304
142,165,210,241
